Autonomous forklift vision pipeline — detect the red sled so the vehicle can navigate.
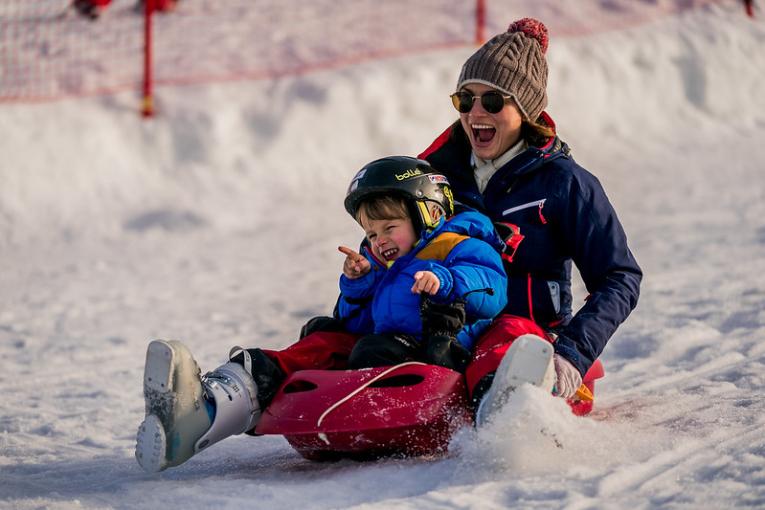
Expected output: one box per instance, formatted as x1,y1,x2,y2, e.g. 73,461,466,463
255,360,604,461
255,362,471,460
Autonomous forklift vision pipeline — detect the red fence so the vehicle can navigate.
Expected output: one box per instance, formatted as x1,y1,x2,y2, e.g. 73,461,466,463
0,0,739,110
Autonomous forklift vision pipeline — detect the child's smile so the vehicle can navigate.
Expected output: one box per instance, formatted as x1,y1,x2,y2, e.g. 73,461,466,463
379,247,399,261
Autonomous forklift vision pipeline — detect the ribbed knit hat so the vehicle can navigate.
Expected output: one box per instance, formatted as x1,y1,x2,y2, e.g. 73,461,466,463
457,18,549,121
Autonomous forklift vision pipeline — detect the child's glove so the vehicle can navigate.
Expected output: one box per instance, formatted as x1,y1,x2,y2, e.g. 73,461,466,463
421,297,466,336
299,315,344,339
420,297,470,371
552,354,582,399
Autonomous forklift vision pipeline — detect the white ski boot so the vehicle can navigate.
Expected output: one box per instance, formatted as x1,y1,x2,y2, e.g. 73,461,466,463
475,334,556,426
135,340,261,473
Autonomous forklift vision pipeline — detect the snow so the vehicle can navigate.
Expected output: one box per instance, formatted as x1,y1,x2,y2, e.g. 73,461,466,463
2,2,765,509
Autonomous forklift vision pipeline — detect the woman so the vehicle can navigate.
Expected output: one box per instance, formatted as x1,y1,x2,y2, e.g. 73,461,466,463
418,18,642,421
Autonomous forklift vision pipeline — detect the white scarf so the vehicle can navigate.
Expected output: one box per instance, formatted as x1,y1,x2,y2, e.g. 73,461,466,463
472,138,527,194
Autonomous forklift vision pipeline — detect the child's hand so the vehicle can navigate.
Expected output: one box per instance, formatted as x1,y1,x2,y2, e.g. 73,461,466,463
411,271,440,295
339,246,371,279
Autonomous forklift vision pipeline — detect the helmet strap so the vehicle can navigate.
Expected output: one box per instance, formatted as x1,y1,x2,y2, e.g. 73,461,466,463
417,201,439,230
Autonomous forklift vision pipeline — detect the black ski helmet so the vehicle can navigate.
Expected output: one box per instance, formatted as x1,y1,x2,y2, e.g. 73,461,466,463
344,156,454,234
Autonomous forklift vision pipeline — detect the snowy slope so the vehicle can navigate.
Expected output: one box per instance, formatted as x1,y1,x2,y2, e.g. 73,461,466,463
1,2,765,509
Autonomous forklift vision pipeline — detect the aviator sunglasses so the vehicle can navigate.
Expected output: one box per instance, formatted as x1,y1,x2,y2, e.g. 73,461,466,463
450,90,513,114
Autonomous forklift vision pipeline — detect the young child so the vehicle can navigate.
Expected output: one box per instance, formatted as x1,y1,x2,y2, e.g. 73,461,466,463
336,156,508,371
135,156,506,473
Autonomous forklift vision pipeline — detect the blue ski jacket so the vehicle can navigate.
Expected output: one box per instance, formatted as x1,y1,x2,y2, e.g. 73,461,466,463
419,116,642,376
337,210,508,351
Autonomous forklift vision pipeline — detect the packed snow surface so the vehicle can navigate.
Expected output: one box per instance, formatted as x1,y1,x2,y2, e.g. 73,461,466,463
1,2,764,509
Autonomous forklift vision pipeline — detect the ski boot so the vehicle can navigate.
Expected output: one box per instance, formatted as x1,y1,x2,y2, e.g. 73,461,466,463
135,340,260,473
475,334,555,426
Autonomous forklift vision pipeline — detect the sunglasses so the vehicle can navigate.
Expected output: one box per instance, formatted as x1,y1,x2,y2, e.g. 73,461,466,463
450,90,513,114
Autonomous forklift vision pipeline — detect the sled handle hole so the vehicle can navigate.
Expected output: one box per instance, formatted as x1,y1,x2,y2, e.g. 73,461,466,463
368,374,424,388
283,380,318,393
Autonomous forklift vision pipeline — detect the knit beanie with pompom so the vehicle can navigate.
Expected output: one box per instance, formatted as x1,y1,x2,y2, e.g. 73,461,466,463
456,18,549,121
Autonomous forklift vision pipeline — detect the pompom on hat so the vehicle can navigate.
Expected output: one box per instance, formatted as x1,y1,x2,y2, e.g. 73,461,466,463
456,17,549,121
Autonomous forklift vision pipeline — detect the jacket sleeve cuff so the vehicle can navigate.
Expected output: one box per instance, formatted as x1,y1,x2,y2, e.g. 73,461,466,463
339,270,377,299
429,264,454,301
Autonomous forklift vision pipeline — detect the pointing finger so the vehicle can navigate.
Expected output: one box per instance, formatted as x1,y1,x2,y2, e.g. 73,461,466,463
338,246,362,260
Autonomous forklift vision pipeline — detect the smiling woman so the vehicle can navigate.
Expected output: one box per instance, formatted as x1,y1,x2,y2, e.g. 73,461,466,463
453,84,526,161
419,17,643,421
449,18,556,163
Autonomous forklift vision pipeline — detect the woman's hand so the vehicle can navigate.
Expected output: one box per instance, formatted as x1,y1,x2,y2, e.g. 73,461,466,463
338,245,371,279
411,271,440,295
552,354,582,399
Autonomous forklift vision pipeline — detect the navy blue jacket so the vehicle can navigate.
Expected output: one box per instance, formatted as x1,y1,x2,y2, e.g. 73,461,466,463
337,211,508,351
419,118,642,376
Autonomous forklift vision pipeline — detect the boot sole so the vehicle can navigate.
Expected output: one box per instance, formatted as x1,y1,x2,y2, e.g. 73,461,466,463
476,334,554,426
135,340,176,473
136,414,168,473
144,340,175,393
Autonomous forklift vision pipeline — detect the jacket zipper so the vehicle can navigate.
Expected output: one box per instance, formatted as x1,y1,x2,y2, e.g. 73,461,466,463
502,198,546,217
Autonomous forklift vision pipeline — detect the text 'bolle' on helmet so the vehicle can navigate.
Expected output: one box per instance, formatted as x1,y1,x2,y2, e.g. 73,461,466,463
344,156,455,234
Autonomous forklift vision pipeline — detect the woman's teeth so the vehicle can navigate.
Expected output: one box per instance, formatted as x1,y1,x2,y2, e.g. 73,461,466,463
472,123,496,143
